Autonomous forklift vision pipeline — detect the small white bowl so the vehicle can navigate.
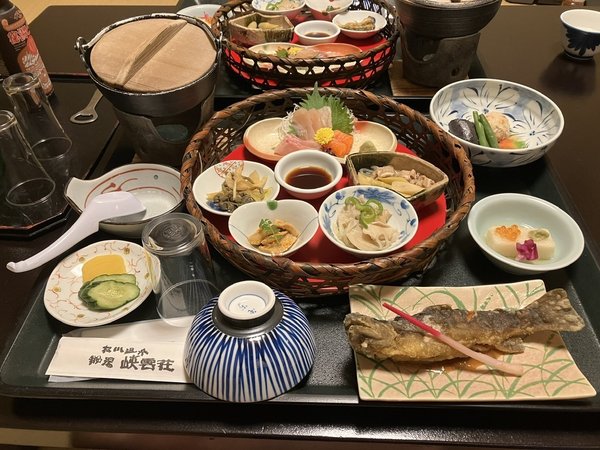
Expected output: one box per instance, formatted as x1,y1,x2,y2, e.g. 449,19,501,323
429,78,564,168
65,163,183,238
319,185,419,258
252,0,306,19
274,149,343,200
560,9,600,60
192,160,280,216
305,0,352,21
332,10,387,40
294,20,340,45
228,199,319,256
177,4,221,26
467,193,585,275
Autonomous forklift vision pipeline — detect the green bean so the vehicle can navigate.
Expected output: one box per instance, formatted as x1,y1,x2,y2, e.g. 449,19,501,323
472,111,489,147
479,114,499,148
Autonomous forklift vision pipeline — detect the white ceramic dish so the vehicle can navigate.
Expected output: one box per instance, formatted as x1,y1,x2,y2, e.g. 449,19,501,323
43,240,152,327
332,10,387,40
251,0,306,19
467,193,584,275
243,118,396,163
294,20,340,45
305,0,352,21
65,163,183,238
228,199,319,256
177,4,221,25
243,117,285,161
274,149,343,200
351,121,397,154
319,185,419,258
192,160,280,216
429,78,564,168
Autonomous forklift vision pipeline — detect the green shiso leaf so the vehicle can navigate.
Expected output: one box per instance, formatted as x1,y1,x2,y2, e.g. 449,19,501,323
299,85,354,134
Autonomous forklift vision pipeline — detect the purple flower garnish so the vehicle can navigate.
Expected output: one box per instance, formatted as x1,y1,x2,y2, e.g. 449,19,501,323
515,239,538,261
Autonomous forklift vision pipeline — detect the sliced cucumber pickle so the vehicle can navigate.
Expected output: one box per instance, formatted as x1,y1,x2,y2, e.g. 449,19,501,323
85,280,140,310
79,273,139,303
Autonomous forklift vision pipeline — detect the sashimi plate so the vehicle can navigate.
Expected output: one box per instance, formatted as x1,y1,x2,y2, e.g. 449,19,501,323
348,280,596,402
44,240,153,328
243,119,397,163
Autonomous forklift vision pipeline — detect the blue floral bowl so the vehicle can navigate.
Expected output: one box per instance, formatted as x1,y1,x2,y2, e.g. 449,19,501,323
184,280,316,402
430,78,564,168
318,186,419,258
560,9,600,60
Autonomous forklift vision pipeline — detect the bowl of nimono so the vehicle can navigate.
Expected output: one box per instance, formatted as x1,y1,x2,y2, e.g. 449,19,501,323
332,10,387,40
192,160,280,216
228,199,319,257
429,78,564,168
318,186,419,258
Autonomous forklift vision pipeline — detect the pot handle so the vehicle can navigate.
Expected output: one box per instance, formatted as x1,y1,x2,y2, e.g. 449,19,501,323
75,36,91,69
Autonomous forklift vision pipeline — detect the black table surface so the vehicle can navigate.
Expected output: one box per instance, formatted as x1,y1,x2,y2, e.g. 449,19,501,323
1,3,600,449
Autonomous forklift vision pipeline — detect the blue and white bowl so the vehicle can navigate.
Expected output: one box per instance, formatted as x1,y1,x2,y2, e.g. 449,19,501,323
560,9,600,60
318,186,419,258
184,280,316,402
430,78,564,168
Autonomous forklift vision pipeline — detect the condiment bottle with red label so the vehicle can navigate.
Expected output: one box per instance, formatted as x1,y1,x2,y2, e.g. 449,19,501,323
0,0,53,96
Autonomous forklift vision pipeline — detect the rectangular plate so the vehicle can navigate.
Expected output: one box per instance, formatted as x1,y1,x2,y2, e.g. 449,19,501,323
349,281,596,402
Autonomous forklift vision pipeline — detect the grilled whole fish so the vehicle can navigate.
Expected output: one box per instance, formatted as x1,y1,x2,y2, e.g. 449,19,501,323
344,288,585,363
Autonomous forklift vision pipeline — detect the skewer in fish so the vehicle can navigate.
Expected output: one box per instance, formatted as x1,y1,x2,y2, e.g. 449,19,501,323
344,288,584,373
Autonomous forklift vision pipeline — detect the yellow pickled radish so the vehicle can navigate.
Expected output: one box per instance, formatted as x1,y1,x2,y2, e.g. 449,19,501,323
82,254,127,282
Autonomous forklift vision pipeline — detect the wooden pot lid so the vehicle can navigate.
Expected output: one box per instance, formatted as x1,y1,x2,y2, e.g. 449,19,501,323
90,18,217,93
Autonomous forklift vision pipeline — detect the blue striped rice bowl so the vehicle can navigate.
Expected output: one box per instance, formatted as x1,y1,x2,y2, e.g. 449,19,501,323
184,291,316,402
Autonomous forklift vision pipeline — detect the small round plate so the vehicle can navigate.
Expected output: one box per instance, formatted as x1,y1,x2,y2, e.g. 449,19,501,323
192,160,280,216
243,119,397,163
43,240,152,327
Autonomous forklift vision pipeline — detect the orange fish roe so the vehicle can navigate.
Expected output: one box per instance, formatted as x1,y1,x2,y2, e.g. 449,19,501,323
494,224,521,241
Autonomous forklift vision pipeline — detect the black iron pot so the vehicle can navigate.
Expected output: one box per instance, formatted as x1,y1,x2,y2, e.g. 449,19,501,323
75,13,221,118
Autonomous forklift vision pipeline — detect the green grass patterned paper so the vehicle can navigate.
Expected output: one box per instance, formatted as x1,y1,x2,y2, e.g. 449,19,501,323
349,281,596,402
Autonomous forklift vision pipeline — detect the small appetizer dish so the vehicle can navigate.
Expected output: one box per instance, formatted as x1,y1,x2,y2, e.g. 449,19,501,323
332,10,387,40
305,0,352,21
177,4,221,26
252,0,306,19
44,240,153,327
65,163,183,238
192,160,280,216
319,186,419,258
294,20,340,45
228,199,319,256
429,78,564,168
350,121,397,155
228,12,294,46
346,152,449,209
467,193,584,275
243,117,286,161
274,149,343,200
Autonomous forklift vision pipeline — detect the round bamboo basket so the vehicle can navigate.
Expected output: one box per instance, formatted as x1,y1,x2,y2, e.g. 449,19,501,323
181,87,475,298
213,0,400,89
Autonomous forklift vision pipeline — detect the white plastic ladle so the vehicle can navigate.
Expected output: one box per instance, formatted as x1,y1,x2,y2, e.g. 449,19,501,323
6,191,146,273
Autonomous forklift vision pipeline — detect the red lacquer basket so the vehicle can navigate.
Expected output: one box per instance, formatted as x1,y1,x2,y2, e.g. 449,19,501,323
212,0,400,89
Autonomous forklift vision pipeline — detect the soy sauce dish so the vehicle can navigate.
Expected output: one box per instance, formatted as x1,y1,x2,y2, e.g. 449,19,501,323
274,149,343,200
